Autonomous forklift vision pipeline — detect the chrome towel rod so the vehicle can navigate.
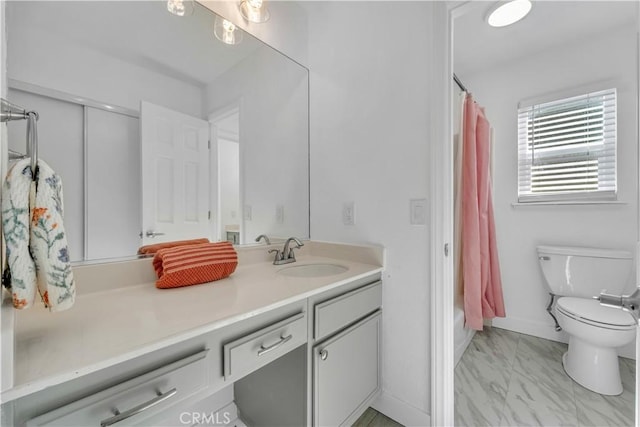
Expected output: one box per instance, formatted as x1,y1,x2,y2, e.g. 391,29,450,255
1,98,39,177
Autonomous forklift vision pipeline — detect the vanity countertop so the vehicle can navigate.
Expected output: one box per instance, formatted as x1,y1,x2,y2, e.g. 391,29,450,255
1,241,383,402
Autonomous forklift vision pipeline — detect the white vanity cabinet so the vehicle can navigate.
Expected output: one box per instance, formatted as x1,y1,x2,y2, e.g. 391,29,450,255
309,280,382,427
1,269,383,427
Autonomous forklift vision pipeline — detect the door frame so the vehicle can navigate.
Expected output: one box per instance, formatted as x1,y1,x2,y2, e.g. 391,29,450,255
209,100,243,243
430,2,640,425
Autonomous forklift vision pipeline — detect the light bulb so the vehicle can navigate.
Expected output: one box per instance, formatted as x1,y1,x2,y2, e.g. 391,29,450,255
239,0,270,23
167,0,185,16
167,0,193,17
214,16,243,45
223,20,236,32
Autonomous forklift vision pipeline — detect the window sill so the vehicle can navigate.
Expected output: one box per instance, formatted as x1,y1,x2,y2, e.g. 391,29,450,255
511,200,627,207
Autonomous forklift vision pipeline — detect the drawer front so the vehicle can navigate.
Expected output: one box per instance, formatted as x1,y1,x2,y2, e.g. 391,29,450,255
314,281,381,341
223,312,307,381
314,310,381,427
26,350,210,426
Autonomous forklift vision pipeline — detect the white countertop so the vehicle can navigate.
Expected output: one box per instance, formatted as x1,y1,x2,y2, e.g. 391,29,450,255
1,242,383,402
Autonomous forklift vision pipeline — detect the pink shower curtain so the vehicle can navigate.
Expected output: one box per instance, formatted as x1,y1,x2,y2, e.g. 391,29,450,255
461,94,505,330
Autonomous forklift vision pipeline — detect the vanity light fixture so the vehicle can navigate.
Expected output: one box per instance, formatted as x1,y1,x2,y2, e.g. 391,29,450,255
166,0,194,17
487,0,532,27
239,0,270,23
214,16,243,45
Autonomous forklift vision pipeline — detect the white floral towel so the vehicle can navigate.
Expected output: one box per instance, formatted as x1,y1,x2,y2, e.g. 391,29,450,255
2,159,75,311
2,159,37,309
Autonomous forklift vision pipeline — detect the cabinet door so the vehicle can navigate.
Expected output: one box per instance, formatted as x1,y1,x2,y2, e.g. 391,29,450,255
314,311,381,427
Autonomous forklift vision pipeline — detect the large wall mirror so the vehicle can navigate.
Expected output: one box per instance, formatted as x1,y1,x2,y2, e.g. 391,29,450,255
5,1,309,263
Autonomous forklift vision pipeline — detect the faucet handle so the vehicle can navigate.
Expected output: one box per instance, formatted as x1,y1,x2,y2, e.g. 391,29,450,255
268,249,283,264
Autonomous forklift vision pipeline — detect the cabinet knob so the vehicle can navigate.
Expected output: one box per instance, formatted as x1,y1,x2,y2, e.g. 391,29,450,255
320,349,328,360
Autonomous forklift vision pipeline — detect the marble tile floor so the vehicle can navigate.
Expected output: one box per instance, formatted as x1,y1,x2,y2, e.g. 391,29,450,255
455,327,636,427
353,407,404,427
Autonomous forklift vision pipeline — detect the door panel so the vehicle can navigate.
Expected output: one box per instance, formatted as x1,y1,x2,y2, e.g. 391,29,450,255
141,101,209,245
314,311,381,427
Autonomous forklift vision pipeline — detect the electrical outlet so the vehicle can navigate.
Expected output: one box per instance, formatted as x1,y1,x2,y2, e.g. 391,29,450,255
276,204,284,224
244,205,252,221
410,198,427,225
342,202,355,226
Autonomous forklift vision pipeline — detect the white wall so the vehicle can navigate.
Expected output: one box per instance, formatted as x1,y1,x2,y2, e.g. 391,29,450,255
7,12,203,117
305,2,432,424
458,25,638,356
206,46,309,244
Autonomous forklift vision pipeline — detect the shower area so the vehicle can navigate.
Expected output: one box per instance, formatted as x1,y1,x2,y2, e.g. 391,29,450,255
452,72,504,366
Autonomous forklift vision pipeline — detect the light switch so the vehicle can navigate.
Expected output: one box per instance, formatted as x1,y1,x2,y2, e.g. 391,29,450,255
342,202,355,226
410,199,427,225
276,204,284,224
244,205,252,221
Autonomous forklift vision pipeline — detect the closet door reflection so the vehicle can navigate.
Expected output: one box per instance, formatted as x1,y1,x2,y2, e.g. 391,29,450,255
7,89,84,262
86,108,139,260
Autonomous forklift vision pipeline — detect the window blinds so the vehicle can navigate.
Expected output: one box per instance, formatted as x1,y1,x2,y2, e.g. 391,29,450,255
517,88,617,202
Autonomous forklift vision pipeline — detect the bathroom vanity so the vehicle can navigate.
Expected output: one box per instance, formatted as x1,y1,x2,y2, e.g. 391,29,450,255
0,242,383,426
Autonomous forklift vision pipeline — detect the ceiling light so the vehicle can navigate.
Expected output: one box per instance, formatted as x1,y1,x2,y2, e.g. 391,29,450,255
239,0,270,23
167,0,193,17
487,0,532,28
214,16,243,45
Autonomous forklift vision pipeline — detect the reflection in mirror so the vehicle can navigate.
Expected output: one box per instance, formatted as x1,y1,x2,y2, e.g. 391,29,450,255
452,2,638,425
5,1,309,263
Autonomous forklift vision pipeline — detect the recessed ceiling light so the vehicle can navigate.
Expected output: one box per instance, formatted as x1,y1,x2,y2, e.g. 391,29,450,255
487,0,532,28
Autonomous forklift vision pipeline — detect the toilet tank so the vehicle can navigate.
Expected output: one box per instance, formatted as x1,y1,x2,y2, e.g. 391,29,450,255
536,245,633,298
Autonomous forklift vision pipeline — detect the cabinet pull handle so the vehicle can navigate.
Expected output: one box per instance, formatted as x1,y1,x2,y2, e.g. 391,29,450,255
320,349,328,360
100,388,177,427
257,334,293,356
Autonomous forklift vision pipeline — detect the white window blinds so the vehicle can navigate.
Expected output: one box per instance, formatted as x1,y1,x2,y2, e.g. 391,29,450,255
517,88,617,202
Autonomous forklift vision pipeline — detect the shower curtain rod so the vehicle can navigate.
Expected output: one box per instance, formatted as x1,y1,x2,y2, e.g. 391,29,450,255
453,73,468,93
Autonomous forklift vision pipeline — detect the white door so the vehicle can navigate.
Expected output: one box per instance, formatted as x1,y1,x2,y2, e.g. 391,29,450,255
140,101,210,245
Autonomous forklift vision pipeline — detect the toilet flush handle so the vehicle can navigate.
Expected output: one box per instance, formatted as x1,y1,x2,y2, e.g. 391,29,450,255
597,288,640,325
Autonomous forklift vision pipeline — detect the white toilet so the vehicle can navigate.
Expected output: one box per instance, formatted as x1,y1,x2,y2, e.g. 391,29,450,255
537,245,636,395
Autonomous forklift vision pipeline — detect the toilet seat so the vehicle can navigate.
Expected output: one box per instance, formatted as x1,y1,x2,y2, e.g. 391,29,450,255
557,297,636,330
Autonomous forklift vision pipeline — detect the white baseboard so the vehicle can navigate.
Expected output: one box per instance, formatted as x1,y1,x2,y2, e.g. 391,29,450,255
492,316,636,360
371,391,430,427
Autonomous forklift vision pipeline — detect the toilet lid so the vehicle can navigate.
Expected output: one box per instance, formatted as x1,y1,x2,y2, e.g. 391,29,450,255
557,297,636,328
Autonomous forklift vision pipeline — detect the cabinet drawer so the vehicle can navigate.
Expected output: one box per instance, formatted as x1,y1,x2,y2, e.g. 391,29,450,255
223,312,306,381
26,350,210,426
314,281,381,341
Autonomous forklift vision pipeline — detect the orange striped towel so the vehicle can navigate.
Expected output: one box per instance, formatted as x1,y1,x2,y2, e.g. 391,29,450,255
138,238,210,255
153,242,238,289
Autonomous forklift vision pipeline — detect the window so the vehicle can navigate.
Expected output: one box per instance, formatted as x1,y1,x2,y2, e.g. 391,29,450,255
517,88,617,202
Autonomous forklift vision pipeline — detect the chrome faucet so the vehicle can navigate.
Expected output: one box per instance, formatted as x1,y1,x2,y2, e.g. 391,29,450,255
255,234,271,245
270,237,304,265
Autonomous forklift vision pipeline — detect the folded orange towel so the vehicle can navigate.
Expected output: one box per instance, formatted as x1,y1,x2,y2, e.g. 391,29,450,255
153,242,238,289
138,238,210,255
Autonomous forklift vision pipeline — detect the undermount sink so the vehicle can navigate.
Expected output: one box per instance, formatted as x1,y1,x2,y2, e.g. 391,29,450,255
278,263,349,278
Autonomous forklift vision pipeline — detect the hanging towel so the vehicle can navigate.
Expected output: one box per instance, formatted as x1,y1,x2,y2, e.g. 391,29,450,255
153,242,238,289
2,159,37,309
29,159,75,311
138,238,210,255
2,159,76,311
